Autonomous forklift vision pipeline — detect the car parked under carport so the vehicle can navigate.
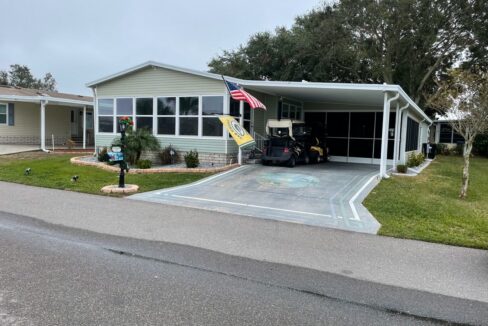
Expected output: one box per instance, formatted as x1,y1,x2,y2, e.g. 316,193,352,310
129,163,381,234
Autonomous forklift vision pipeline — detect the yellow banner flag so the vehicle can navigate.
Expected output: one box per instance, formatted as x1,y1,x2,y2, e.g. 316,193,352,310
219,115,255,149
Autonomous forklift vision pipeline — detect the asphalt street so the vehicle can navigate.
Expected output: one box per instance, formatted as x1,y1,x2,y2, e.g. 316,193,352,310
0,212,486,325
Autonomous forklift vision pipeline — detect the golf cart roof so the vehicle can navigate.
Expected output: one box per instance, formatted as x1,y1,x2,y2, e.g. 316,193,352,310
266,119,305,129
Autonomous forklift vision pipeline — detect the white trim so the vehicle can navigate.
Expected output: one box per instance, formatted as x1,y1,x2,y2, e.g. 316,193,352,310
85,61,430,124
83,106,86,149
0,95,92,107
0,102,7,125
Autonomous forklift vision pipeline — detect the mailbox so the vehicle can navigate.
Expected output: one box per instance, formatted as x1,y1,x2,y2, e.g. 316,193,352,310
108,152,124,162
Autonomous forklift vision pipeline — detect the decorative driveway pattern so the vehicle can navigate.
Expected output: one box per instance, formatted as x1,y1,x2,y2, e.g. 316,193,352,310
129,163,381,233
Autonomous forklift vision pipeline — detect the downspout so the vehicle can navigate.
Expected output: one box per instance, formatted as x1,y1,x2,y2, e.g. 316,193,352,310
393,102,409,170
91,87,97,155
380,91,400,178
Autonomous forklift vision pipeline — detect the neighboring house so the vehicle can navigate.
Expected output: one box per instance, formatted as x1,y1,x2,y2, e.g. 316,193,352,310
431,120,464,145
86,61,431,176
0,85,94,150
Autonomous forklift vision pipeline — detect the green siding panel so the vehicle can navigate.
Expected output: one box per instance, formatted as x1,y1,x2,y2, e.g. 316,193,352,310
96,66,226,97
95,134,227,153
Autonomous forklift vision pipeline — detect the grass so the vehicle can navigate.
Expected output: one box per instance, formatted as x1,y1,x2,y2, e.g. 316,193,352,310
0,152,211,196
364,155,488,249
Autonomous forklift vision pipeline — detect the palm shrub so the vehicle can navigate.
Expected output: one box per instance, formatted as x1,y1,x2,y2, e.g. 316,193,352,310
113,128,161,165
184,150,199,168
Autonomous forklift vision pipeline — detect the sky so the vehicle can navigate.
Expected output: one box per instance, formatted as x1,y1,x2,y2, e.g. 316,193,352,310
0,0,322,95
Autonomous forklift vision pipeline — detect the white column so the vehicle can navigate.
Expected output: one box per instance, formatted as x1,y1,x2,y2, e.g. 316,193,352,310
380,92,390,177
392,103,400,168
40,100,46,151
83,106,87,149
238,100,244,165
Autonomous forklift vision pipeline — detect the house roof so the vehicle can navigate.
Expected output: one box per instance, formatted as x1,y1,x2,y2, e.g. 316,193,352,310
0,85,93,106
86,60,431,123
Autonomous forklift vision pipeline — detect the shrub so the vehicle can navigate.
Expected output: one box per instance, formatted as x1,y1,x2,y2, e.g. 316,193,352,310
66,138,76,149
474,134,488,157
184,150,199,168
113,128,161,165
436,143,448,155
406,152,425,167
98,147,110,162
136,159,152,169
396,164,407,173
160,145,179,165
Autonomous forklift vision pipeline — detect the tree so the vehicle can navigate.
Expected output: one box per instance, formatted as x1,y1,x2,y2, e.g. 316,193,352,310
0,64,57,91
209,0,481,106
428,69,488,198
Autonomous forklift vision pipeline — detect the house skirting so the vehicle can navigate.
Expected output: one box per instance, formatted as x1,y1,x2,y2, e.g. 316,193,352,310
140,151,237,165
0,135,68,146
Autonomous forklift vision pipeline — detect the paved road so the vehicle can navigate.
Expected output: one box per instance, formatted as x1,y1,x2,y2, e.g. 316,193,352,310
2,212,484,325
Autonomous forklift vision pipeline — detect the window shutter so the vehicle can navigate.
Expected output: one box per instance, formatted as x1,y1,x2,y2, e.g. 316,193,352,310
7,103,14,126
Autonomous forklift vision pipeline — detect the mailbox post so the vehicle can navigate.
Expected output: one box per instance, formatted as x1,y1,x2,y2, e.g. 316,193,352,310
116,116,133,188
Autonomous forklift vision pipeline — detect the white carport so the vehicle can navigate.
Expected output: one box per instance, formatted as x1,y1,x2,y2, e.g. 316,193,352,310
240,81,432,178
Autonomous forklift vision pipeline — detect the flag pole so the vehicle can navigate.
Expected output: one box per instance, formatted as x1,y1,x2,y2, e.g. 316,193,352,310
222,75,243,165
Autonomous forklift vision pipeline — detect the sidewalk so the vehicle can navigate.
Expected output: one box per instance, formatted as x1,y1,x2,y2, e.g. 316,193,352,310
1,181,487,303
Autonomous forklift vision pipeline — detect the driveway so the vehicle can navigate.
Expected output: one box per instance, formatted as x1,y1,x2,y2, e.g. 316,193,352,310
129,163,381,233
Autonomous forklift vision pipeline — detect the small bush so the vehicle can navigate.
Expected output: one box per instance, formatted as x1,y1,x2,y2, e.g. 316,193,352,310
436,143,448,155
66,139,76,149
160,145,179,165
184,150,199,168
474,134,488,157
407,152,425,167
136,159,152,169
98,147,110,162
396,164,407,173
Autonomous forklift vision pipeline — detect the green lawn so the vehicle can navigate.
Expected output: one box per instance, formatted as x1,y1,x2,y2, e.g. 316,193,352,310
0,153,211,196
365,155,488,249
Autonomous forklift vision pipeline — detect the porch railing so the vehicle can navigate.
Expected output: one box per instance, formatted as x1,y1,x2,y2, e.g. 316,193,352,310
252,131,267,153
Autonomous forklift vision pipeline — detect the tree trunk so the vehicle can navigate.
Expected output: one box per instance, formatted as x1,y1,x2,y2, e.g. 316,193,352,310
459,140,473,199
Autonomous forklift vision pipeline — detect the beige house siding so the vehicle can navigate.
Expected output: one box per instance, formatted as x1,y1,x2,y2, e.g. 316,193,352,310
96,66,226,97
0,102,71,144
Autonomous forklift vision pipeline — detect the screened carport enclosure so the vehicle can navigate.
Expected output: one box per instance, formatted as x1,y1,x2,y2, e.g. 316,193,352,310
241,81,432,177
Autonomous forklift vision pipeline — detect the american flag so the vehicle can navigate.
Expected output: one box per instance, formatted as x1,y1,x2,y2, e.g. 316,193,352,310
224,79,267,110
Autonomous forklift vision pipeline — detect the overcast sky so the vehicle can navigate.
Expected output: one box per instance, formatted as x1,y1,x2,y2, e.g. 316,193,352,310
1,0,322,95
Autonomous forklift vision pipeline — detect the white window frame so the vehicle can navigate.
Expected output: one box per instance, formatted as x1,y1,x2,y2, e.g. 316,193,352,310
96,98,115,134
0,103,7,125
135,97,154,132
95,94,227,139
156,96,177,136
201,95,225,138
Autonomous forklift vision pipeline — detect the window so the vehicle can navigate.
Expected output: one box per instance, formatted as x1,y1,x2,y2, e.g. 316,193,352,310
157,97,176,135
202,96,223,136
98,99,114,132
179,97,199,136
280,102,302,120
229,98,240,117
0,104,6,124
116,98,133,132
136,98,153,132
406,117,419,152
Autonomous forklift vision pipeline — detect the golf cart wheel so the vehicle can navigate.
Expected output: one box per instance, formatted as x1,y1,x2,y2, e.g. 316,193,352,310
310,152,320,164
287,156,296,168
262,160,270,166
304,154,310,165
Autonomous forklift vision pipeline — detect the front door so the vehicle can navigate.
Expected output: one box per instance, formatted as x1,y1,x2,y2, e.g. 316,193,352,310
70,109,80,137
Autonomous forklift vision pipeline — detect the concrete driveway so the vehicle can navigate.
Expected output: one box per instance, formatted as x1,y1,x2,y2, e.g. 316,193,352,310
0,144,39,155
129,163,382,233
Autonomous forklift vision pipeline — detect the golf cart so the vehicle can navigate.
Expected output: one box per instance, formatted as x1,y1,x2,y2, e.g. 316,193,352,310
261,119,328,167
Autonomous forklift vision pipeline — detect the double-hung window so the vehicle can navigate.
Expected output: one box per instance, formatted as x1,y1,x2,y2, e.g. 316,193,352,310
116,98,133,132
0,103,7,124
98,99,114,133
136,98,153,132
202,96,223,137
157,97,176,135
179,97,199,136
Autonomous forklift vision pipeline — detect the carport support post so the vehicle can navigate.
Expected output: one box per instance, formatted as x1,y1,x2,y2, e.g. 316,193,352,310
82,106,86,149
40,100,46,151
380,93,391,178
392,103,400,168
238,100,244,165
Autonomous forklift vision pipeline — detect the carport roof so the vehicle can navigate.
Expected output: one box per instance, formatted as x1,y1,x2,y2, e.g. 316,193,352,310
86,60,431,123
0,85,93,107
